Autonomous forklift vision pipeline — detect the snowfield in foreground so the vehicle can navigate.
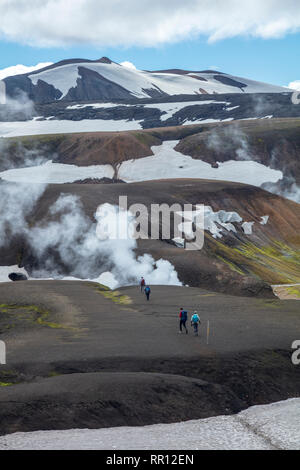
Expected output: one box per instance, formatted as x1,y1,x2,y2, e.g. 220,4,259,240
0,140,283,188
0,398,299,450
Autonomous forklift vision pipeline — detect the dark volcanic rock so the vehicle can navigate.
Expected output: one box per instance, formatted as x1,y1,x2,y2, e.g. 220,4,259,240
28,92,300,128
64,67,134,102
71,177,126,184
0,372,242,434
8,272,28,282
213,74,247,90
4,74,62,106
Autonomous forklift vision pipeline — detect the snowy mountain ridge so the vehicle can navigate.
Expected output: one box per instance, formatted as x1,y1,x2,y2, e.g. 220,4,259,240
3,57,290,104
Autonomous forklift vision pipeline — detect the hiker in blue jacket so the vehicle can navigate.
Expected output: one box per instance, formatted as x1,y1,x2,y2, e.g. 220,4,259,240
144,285,151,301
191,311,201,336
179,308,188,334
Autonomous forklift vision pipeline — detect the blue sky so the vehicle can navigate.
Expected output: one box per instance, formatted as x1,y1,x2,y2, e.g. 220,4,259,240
0,0,300,87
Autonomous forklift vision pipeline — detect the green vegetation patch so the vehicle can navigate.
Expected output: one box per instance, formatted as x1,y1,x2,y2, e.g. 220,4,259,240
286,286,300,299
95,284,132,305
208,236,300,285
133,132,160,148
0,303,72,332
48,371,62,378
257,299,281,309
0,369,20,386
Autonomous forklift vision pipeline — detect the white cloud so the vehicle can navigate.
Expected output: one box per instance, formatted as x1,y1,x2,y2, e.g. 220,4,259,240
0,1,300,47
288,80,300,91
0,63,53,80
120,61,137,70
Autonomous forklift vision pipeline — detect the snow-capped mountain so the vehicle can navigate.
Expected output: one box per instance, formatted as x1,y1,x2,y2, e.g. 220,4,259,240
1,57,300,135
3,57,289,104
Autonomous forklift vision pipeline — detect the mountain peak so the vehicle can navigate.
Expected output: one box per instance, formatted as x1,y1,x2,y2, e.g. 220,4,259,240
97,57,114,64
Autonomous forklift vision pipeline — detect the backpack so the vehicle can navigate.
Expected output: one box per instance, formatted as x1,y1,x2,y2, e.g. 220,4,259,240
141,279,145,286
191,314,200,324
180,310,188,321
145,286,150,294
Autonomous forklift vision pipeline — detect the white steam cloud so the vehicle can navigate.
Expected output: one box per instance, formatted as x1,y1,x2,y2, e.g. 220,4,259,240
206,124,253,161
263,177,300,204
0,90,35,121
95,203,181,286
0,136,50,171
206,124,300,204
0,181,46,244
0,182,181,288
282,182,300,203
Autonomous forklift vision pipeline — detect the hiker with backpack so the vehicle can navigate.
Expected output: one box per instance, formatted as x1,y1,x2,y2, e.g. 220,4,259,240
179,308,188,334
144,285,151,301
140,277,145,293
191,311,201,336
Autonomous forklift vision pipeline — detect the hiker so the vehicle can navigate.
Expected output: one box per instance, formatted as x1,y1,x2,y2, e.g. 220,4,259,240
191,311,201,336
179,308,188,334
144,285,151,301
140,277,145,293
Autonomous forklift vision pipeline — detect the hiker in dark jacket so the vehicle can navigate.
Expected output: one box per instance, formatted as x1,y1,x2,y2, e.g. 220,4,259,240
140,277,145,293
145,285,151,301
179,308,188,334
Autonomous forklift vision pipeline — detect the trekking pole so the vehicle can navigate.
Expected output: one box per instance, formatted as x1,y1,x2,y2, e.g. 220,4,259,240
206,320,210,345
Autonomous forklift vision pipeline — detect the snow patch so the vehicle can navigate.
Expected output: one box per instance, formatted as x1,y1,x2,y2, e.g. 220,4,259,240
0,118,143,138
144,101,230,122
0,265,29,283
0,140,282,188
242,222,255,235
0,398,299,450
66,102,133,110
177,206,244,241
118,140,283,187
226,105,240,111
260,215,269,225
0,160,114,184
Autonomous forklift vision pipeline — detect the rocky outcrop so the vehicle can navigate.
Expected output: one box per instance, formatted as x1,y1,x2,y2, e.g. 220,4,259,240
8,272,28,282
29,93,300,127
